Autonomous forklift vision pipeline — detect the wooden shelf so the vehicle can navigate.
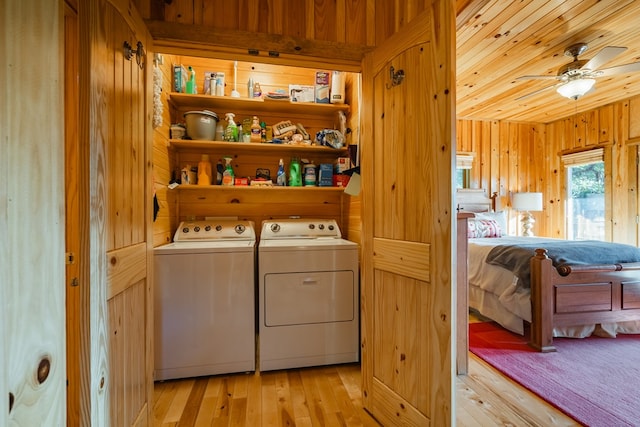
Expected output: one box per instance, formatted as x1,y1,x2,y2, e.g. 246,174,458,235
169,93,350,117
174,184,345,192
169,139,348,155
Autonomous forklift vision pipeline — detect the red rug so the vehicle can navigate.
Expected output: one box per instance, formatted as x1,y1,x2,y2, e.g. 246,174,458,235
469,322,640,427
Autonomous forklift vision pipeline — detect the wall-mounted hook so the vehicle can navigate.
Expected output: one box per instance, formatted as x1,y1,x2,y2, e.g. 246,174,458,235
135,41,146,69
386,65,405,89
123,41,134,60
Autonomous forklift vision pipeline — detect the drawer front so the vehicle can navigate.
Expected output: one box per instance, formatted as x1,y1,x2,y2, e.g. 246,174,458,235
622,281,640,309
555,282,612,313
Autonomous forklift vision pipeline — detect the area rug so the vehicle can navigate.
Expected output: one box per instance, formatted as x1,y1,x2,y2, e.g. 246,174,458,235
469,322,640,427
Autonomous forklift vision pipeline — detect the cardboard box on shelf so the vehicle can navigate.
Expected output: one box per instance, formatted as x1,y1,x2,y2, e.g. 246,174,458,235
289,85,315,103
315,71,330,103
173,64,188,93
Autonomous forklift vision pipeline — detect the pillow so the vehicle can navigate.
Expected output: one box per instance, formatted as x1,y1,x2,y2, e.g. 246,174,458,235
467,218,502,238
475,211,507,235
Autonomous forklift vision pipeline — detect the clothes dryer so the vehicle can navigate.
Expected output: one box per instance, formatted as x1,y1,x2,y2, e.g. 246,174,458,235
258,218,359,372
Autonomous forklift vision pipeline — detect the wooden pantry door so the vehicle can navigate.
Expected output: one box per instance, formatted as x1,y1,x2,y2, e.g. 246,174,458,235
360,3,456,425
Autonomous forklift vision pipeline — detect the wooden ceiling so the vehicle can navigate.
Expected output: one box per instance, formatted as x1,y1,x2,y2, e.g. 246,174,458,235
456,0,640,123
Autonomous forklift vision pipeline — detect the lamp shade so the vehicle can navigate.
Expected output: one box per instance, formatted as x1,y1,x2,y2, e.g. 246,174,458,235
512,192,543,212
556,78,595,100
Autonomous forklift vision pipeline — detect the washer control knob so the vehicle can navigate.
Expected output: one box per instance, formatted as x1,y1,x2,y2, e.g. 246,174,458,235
319,224,325,230
235,224,246,234
270,224,280,233
194,226,200,232
328,225,335,231
309,224,315,229
182,227,189,233
215,225,222,232
204,225,211,231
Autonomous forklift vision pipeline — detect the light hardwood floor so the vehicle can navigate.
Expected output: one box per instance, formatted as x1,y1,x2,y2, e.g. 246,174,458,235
153,355,579,426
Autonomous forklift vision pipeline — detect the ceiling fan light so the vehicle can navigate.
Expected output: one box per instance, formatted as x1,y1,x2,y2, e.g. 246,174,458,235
556,78,596,100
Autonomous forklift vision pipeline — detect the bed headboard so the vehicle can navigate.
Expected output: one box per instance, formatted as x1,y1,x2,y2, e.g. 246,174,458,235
456,189,498,213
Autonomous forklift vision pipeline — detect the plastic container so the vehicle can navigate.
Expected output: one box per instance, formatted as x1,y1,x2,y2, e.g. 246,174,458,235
222,156,235,186
303,163,316,186
184,110,218,140
186,66,197,94
224,112,238,142
289,157,302,187
276,159,286,186
250,116,262,143
197,154,212,185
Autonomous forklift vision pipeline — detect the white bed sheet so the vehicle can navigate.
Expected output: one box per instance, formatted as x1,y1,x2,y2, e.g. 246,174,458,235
467,236,640,338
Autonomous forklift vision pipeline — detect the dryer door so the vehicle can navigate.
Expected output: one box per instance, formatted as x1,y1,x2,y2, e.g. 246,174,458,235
264,270,355,326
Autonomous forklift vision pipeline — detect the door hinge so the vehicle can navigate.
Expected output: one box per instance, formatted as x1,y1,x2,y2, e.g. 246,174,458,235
70,277,79,287
66,252,75,264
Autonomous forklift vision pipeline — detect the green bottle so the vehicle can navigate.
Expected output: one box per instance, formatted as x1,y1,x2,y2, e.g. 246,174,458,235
186,66,196,94
289,157,302,187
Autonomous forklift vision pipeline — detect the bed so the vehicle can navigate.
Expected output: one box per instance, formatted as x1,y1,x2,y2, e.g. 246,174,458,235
456,189,640,356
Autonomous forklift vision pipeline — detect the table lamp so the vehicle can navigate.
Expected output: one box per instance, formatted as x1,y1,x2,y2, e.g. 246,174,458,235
512,192,543,236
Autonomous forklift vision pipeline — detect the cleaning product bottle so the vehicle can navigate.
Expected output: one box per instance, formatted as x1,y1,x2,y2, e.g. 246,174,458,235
197,154,212,185
260,121,267,143
186,66,197,94
222,156,235,186
224,112,238,142
289,157,302,187
250,116,262,143
276,158,287,186
216,159,224,184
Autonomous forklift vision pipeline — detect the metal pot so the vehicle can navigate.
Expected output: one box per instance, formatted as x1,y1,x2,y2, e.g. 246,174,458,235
184,110,218,140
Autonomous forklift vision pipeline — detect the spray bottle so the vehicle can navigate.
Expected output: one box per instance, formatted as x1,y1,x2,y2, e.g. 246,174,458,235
222,156,235,186
224,112,238,142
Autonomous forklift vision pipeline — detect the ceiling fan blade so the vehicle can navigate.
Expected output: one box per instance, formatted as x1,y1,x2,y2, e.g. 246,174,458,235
581,46,627,71
597,61,640,77
515,75,561,81
515,83,559,101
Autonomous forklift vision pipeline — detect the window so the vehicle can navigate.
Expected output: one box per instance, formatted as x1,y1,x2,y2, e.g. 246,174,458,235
563,149,605,241
456,152,474,189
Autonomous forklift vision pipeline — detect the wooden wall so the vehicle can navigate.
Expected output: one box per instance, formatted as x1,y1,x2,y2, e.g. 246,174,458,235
152,55,360,243
457,94,640,244
136,0,431,47
1,1,66,424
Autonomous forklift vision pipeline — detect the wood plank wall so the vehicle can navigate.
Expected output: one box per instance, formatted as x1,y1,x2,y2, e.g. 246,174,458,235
152,55,359,243
457,95,640,244
134,0,430,47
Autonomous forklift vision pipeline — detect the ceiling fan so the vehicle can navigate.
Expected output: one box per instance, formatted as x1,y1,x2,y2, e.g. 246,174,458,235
515,43,640,101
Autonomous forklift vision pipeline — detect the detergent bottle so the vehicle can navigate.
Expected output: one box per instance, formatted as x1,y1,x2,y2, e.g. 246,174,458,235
289,157,302,187
276,158,286,186
222,156,235,186
224,113,238,142
186,66,197,94
197,154,212,185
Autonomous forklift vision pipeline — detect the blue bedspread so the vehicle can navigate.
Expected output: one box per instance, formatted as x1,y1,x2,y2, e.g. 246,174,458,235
485,239,640,288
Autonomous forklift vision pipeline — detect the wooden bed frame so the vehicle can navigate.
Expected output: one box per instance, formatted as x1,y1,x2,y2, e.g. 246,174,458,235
456,189,640,372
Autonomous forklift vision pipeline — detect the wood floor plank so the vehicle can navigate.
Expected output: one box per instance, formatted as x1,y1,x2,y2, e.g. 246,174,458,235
194,377,222,427
153,360,576,426
164,379,195,423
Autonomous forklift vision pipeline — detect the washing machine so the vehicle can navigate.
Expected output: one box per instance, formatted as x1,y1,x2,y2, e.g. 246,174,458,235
258,218,359,372
154,220,256,380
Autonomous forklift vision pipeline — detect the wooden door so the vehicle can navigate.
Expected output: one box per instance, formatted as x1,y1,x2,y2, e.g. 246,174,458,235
360,4,455,426
2,0,66,424
83,0,154,424
64,2,81,425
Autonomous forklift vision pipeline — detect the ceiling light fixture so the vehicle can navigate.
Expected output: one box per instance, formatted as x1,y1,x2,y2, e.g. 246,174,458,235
556,78,596,100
